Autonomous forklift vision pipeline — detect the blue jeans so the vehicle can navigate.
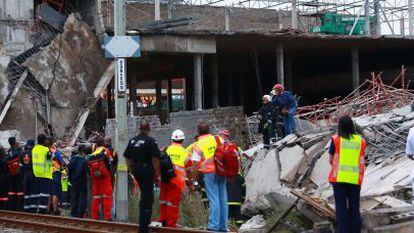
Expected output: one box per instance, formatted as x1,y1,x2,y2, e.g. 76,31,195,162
283,106,297,135
204,172,228,231
332,183,361,233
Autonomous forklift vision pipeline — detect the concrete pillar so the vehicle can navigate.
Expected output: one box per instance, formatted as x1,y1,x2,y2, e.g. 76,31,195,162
365,0,371,36
211,55,219,108
409,0,413,36
227,74,234,106
285,55,293,91
291,0,298,29
374,0,381,35
351,48,360,93
276,42,285,86
155,80,162,119
155,0,161,21
194,54,203,110
401,12,405,36
168,79,173,112
225,8,230,31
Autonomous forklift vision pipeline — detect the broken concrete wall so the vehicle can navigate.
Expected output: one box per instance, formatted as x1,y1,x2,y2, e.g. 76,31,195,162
12,14,109,139
106,106,249,149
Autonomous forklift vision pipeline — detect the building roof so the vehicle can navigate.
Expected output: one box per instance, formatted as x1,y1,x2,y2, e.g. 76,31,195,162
101,1,291,32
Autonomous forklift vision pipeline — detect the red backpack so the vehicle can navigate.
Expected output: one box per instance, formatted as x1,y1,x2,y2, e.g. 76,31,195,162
214,136,240,178
7,156,21,176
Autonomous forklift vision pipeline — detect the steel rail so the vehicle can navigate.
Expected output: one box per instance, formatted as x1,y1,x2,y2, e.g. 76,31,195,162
0,210,212,233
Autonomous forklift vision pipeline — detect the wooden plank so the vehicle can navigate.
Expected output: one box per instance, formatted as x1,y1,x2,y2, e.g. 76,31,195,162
291,189,336,220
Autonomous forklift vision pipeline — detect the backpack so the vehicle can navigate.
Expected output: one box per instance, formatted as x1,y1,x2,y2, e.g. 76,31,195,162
7,156,21,176
214,136,240,178
87,153,109,178
159,150,176,182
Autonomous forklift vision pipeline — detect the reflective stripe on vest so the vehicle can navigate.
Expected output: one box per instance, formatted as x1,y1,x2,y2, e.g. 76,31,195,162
329,135,365,185
195,135,219,174
32,145,52,179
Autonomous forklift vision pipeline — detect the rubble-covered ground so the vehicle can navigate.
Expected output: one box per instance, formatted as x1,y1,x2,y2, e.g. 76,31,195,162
240,81,414,232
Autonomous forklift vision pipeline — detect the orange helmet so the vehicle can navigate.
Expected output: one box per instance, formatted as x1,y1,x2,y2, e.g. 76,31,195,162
273,84,283,90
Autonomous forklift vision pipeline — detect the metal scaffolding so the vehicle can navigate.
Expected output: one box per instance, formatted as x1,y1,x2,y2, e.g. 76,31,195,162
140,0,414,35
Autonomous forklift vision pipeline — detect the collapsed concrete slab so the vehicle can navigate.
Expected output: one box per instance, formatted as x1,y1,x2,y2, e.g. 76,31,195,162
279,145,304,183
0,14,110,141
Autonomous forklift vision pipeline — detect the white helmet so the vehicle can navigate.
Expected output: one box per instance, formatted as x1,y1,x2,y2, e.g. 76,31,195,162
171,129,185,141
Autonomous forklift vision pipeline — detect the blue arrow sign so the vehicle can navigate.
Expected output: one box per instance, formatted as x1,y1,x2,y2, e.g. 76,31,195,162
104,36,141,58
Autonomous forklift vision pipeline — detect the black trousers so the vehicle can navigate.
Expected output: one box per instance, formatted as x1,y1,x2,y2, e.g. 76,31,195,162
0,177,8,210
23,171,36,212
262,124,275,147
70,184,87,218
8,174,24,211
228,205,243,225
133,164,154,233
332,183,361,233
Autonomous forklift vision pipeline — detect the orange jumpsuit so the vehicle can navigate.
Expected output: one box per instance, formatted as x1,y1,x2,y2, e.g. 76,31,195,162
87,147,113,221
158,143,191,227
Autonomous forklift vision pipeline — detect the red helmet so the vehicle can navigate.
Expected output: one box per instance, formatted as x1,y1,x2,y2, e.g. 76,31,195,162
219,129,230,137
273,84,284,90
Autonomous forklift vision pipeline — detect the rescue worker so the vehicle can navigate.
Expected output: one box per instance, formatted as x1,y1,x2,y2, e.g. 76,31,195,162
187,136,208,208
124,121,161,233
88,138,113,221
104,136,118,189
68,145,89,218
227,173,246,226
5,137,24,210
191,122,228,232
22,139,36,212
258,95,277,149
0,147,8,209
50,139,64,215
158,130,191,227
60,164,70,209
32,134,53,214
271,84,297,136
406,125,414,205
328,116,366,233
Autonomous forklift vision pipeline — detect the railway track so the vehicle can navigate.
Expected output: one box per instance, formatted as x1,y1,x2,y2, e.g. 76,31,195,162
0,210,211,233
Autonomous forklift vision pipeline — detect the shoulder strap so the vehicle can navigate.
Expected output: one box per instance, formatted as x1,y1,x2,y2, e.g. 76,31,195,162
214,135,221,146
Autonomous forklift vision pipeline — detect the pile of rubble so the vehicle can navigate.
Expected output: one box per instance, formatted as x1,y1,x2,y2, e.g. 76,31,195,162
241,73,414,232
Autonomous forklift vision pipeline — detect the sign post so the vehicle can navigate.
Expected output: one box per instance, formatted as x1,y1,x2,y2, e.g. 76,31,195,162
114,0,128,221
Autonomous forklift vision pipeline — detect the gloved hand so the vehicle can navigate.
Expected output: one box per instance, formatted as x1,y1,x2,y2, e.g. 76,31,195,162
408,154,414,160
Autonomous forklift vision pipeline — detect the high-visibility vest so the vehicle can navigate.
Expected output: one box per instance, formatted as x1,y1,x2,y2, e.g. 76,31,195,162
32,145,52,179
166,143,191,191
328,134,366,185
193,134,220,174
61,170,68,192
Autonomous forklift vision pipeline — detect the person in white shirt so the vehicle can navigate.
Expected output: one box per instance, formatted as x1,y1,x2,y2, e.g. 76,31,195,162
405,127,414,205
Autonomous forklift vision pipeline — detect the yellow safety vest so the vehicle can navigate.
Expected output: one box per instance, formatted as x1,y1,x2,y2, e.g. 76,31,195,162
330,135,365,185
167,144,190,168
194,134,220,173
32,145,52,179
61,170,68,192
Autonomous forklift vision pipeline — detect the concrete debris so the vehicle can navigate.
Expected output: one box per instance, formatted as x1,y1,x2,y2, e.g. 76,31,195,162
0,14,110,142
239,215,267,233
244,86,414,231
